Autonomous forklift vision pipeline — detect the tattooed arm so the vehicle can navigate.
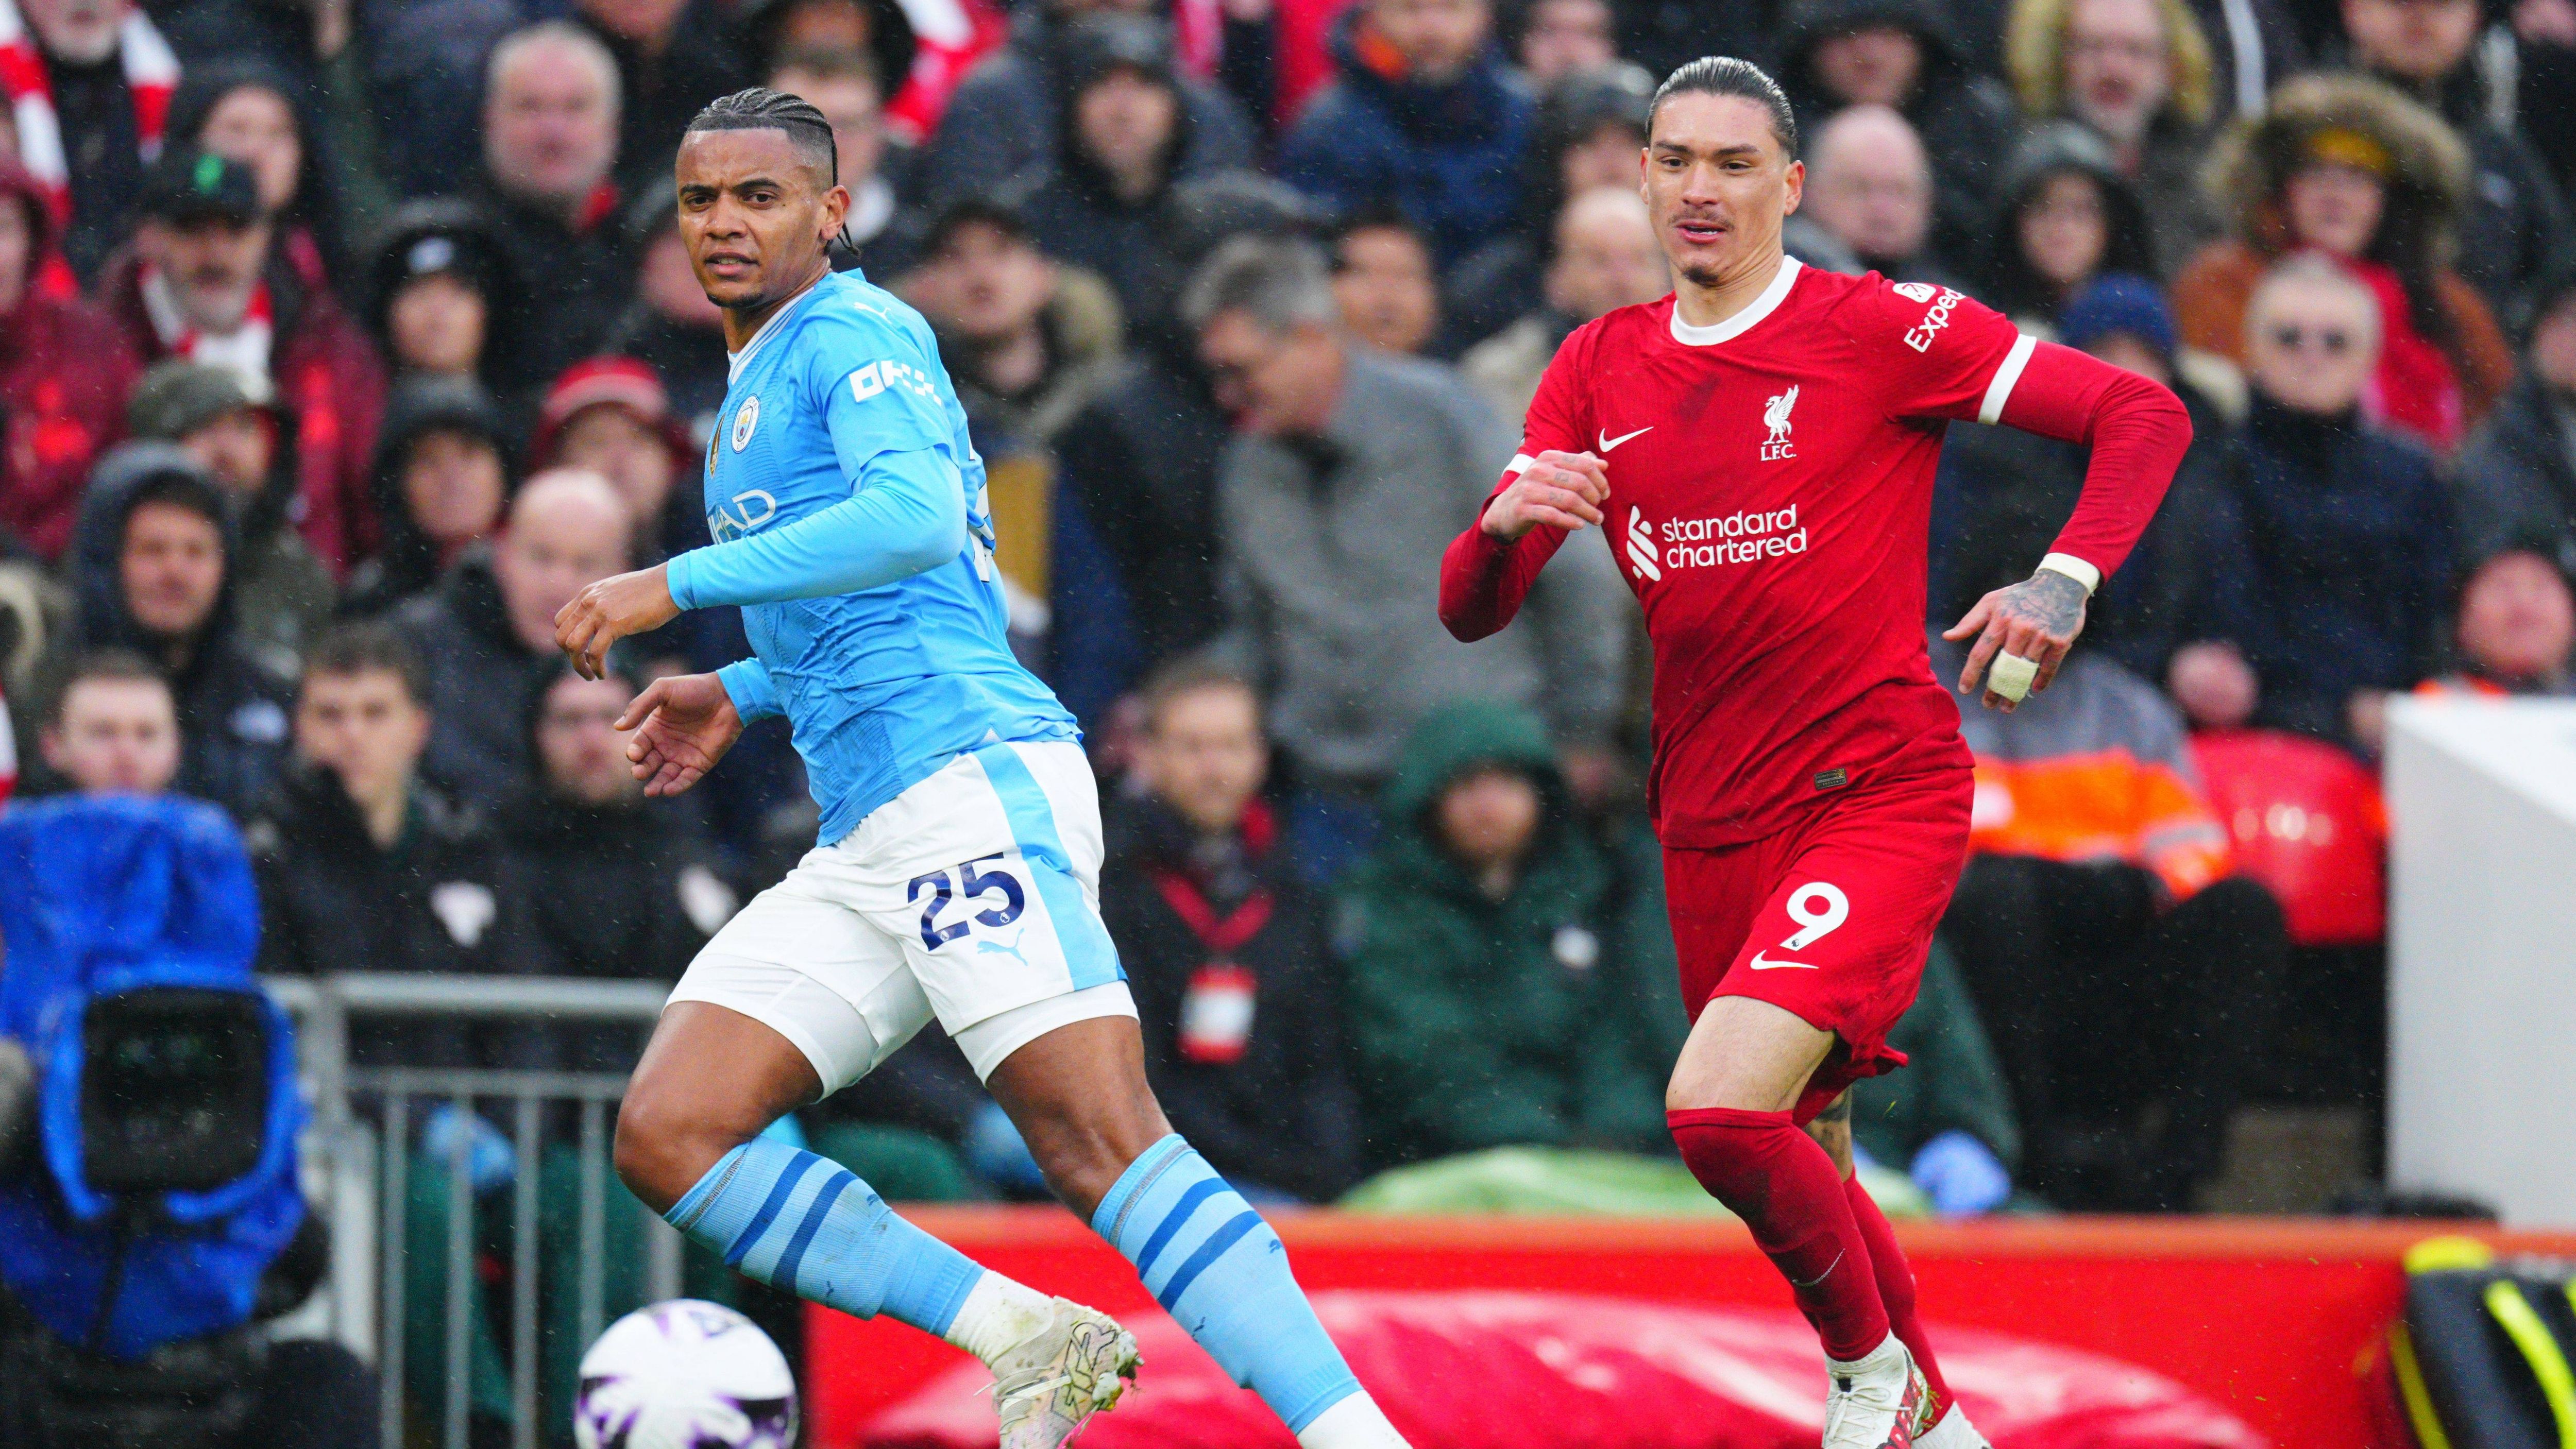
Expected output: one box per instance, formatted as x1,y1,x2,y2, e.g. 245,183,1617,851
1942,340,2193,710
1942,567,2091,711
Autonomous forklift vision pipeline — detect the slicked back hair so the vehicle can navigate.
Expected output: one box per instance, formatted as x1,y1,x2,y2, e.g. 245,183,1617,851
1650,56,1799,160
685,87,841,190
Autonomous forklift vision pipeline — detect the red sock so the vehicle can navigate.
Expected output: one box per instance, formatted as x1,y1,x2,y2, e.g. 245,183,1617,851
1843,1173,1954,1425
1669,1107,1889,1360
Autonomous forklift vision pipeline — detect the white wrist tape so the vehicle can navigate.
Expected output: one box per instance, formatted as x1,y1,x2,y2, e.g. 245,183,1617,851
2038,552,2101,595
1987,651,2041,703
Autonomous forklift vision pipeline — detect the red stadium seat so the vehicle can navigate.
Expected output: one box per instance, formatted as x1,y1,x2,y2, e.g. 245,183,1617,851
2190,729,2387,946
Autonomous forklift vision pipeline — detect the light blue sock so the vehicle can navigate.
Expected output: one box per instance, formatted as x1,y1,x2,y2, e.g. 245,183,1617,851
668,1138,981,1333
1092,1135,1361,1433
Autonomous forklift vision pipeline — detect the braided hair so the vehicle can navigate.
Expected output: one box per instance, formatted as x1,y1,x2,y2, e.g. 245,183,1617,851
684,87,851,252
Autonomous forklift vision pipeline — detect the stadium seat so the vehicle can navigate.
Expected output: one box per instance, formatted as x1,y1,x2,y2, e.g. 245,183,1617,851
2190,730,2387,946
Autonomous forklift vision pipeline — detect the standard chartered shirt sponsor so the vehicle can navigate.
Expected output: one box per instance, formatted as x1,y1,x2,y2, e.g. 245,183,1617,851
1653,502,1809,570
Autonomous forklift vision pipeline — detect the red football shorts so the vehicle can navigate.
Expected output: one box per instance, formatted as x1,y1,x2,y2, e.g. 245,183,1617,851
1663,759,1974,1124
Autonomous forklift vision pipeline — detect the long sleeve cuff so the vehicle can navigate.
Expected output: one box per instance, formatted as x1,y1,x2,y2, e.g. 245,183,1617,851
717,658,783,721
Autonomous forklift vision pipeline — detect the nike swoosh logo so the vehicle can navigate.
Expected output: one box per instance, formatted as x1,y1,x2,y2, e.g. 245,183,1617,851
1599,425,1654,452
1747,952,1818,970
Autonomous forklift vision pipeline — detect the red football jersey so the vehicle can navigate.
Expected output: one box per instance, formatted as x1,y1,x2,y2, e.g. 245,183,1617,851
1514,260,2036,847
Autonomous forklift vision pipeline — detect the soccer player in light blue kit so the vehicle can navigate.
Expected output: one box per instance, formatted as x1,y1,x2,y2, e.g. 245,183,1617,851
552,90,1411,1449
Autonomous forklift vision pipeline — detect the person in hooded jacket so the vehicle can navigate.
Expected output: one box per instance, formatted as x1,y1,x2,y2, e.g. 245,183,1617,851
125,360,336,656
365,199,521,406
1008,14,1229,340
1772,0,2023,282
490,661,737,1073
599,181,736,437
919,0,1255,210
1277,0,1537,270
1981,123,2163,328
56,444,298,819
0,158,139,564
341,374,516,618
1339,699,1674,1171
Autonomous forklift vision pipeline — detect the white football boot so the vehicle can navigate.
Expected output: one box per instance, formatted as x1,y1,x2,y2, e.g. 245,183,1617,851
1821,1333,1928,1449
991,1297,1142,1449
1912,1405,1993,1449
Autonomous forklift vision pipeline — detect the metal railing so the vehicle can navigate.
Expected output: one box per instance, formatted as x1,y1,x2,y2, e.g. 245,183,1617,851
267,973,674,1449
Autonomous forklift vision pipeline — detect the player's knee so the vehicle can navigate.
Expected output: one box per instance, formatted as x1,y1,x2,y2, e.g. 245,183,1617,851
615,1074,724,1213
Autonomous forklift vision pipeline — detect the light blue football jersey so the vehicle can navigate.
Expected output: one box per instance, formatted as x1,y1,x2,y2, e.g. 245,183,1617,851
682,269,1075,845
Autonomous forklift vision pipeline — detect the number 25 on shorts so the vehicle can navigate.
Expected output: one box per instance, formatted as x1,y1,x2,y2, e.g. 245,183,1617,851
906,853,1026,950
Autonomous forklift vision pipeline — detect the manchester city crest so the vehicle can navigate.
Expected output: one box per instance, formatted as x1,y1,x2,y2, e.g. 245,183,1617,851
732,395,760,451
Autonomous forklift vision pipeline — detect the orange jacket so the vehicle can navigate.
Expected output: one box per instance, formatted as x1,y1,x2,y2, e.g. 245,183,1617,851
1941,641,2233,900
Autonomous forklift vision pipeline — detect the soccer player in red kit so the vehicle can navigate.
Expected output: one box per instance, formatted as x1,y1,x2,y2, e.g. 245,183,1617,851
1439,58,2192,1449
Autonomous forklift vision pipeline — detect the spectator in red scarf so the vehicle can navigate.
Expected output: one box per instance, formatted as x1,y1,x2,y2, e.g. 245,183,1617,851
95,148,386,578
2174,72,2512,453
0,158,138,561
165,57,369,298
0,0,181,284
1100,659,1361,1201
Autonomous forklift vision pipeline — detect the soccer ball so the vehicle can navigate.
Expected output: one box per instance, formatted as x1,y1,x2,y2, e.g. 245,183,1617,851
572,1300,798,1449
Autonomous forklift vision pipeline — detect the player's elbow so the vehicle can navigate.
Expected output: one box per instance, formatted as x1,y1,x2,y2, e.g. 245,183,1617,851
2109,370,2193,445
1437,591,1502,643
891,504,969,578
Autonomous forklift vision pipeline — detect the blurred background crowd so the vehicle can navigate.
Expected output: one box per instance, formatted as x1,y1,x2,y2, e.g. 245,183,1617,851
3,0,2573,1230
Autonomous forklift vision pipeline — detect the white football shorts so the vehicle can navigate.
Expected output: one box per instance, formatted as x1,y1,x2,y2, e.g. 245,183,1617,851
668,739,1135,1086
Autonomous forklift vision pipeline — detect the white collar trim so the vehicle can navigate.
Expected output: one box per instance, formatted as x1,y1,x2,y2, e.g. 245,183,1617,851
726,281,824,381
1668,255,1803,347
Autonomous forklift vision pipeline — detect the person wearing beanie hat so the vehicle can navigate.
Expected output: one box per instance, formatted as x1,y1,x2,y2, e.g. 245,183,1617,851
0,157,141,564
2056,271,2177,357
2455,261,2576,571
127,360,337,656
97,147,390,580
529,356,703,564
368,198,518,396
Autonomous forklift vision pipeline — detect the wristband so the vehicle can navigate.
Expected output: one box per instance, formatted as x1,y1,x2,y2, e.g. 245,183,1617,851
2038,552,2100,595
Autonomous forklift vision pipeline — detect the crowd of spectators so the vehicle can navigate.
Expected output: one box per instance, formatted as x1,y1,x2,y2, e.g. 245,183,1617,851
4,0,2575,1222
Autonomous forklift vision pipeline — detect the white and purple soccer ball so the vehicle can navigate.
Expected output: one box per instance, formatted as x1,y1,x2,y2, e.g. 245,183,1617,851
573,1300,799,1449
